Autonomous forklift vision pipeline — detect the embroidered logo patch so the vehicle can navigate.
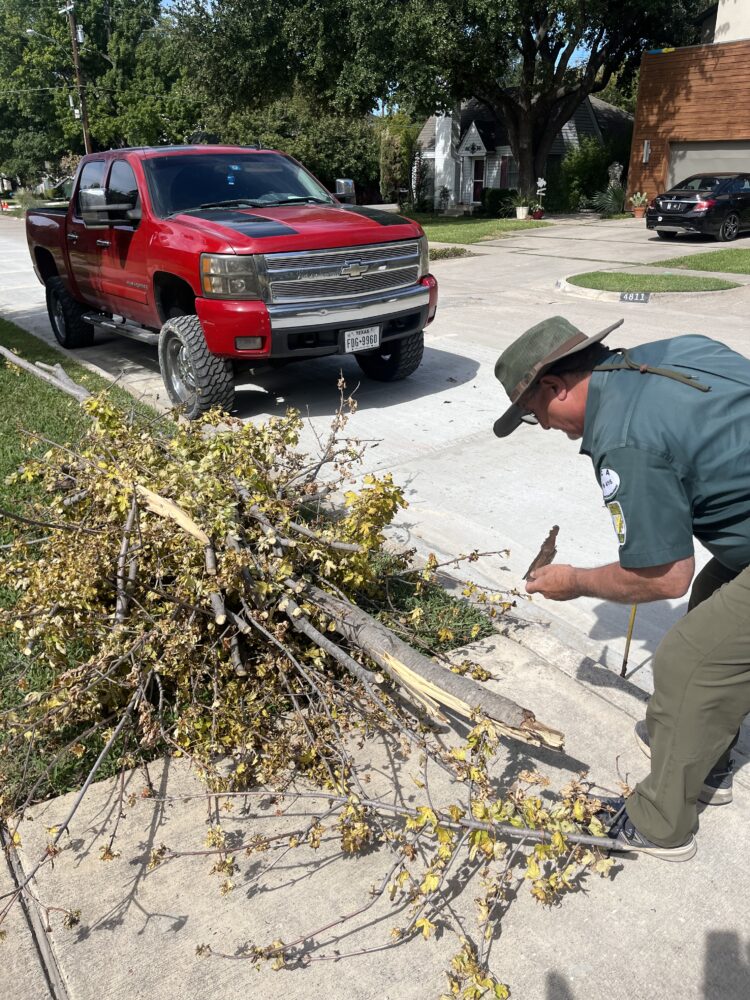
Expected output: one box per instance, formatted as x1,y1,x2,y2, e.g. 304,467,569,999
600,468,620,501
607,501,627,546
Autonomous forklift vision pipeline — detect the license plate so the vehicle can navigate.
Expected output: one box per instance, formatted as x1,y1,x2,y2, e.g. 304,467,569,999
343,325,380,353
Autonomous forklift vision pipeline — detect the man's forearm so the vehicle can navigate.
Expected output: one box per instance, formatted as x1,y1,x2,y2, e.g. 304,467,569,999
525,558,695,603
572,561,692,602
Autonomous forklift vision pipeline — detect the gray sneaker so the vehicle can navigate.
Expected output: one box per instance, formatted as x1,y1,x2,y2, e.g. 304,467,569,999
634,719,733,805
608,809,697,863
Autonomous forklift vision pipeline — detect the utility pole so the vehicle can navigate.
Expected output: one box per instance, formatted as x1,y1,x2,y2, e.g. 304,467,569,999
59,2,92,154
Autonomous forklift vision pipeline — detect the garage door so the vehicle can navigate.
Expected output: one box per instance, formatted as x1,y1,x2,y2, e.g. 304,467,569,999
668,141,750,187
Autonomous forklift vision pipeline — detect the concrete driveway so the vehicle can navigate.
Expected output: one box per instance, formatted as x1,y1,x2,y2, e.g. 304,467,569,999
2,214,750,695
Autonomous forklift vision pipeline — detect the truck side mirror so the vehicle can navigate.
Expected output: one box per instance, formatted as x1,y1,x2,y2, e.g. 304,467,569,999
335,178,356,204
79,187,110,227
80,188,140,228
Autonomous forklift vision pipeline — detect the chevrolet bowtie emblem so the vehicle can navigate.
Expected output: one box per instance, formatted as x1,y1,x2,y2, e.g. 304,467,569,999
340,261,369,278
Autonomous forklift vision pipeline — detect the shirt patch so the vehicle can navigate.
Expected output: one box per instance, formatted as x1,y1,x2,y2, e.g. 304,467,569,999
600,467,621,501
607,501,627,546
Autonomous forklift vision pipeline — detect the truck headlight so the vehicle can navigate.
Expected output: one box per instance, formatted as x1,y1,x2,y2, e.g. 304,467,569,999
417,236,429,279
200,253,262,299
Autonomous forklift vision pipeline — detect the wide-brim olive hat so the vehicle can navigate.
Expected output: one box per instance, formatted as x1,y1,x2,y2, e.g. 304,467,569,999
493,316,624,438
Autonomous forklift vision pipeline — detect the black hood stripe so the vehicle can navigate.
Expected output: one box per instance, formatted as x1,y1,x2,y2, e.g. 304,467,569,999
183,210,298,237
340,205,412,226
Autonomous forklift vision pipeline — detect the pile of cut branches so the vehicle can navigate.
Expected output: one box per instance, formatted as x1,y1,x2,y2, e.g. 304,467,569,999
0,354,620,997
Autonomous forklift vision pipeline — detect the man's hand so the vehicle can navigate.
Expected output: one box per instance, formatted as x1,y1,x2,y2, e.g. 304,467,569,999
525,564,580,601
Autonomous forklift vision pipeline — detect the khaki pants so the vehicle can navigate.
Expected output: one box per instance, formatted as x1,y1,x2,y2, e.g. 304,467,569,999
626,558,749,847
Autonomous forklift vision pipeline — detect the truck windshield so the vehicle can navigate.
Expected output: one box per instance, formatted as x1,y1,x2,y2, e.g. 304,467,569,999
144,152,336,217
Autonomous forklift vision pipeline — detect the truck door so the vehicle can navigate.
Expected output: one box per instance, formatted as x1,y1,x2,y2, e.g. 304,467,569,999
98,159,152,326
67,159,108,309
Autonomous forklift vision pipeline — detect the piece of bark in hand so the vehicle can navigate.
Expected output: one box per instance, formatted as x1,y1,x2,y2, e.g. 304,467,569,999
523,525,559,581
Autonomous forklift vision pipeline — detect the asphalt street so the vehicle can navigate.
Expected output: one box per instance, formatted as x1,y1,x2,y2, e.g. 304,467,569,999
2,214,750,694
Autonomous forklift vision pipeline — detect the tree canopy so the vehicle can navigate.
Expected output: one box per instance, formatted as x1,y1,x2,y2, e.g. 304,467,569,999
0,0,200,182
176,0,706,193
2,0,707,193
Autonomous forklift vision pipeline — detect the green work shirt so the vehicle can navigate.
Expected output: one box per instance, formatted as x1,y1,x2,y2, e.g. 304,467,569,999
580,335,750,571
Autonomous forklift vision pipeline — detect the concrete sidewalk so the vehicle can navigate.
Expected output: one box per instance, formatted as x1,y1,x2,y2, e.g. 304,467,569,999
3,626,750,1000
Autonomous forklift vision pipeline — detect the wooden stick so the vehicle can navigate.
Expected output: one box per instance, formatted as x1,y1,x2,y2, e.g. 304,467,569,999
620,604,638,677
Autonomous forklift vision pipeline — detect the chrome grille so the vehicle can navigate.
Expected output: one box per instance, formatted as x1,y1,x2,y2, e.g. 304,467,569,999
262,240,421,304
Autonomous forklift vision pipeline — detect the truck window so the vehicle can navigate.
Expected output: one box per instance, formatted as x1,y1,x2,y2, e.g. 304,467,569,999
75,161,106,215
107,160,141,220
143,152,334,217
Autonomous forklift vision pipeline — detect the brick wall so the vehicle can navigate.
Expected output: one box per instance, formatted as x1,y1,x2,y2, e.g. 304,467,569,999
628,39,750,197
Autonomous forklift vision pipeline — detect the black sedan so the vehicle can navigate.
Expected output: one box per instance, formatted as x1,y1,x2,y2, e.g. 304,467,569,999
646,172,750,242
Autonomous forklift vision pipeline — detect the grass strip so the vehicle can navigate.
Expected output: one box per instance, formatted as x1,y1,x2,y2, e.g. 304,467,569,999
407,212,549,244
429,246,473,261
0,318,166,802
566,271,740,293
651,248,750,275
0,319,159,528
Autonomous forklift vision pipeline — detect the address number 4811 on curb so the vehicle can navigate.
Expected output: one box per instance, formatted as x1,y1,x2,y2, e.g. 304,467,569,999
619,291,651,303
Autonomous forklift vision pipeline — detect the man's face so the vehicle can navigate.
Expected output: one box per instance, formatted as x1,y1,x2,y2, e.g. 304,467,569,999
521,375,586,440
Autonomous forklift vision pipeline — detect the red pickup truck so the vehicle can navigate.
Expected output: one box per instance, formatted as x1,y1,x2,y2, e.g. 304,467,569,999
26,145,438,417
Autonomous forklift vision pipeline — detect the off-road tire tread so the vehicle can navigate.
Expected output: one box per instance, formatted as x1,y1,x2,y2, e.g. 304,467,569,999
355,331,424,382
158,315,235,418
46,277,94,348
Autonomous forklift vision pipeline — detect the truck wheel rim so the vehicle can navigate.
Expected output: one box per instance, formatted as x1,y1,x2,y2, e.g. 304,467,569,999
52,295,66,339
165,337,197,404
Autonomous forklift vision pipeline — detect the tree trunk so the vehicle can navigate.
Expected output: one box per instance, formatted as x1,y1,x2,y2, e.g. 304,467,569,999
306,584,564,751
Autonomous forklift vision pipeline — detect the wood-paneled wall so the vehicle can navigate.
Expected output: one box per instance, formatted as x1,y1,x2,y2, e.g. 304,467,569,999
628,39,750,197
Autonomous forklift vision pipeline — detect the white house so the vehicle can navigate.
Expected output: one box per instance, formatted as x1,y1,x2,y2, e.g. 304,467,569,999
418,96,632,209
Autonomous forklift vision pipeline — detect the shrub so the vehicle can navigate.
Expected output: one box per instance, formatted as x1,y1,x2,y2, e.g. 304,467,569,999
591,183,627,217
560,138,611,211
481,187,516,217
11,188,44,211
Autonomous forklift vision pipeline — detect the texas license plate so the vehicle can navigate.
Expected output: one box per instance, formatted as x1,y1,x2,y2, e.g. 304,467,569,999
343,325,380,352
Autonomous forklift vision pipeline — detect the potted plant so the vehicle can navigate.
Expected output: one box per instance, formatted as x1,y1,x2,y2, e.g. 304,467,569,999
629,191,649,219
505,191,531,219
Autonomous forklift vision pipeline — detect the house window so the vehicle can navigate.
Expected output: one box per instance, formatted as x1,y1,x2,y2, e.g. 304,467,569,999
499,155,519,190
472,159,485,202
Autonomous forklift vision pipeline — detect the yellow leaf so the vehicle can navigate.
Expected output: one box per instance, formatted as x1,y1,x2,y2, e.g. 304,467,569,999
421,872,440,894
415,916,436,940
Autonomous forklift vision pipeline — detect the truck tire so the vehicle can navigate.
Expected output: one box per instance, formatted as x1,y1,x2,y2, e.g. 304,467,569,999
158,315,235,418
45,277,94,349
355,331,424,381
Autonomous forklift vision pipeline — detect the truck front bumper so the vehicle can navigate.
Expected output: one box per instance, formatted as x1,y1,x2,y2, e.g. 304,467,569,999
195,278,437,360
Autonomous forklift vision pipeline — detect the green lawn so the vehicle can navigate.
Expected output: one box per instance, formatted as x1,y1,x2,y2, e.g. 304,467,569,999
652,248,750,274
0,320,158,528
407,212,549,244
567,271,740,293
0,319,167,804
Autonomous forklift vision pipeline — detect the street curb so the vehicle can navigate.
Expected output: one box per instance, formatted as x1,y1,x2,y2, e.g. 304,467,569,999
556,276,744,302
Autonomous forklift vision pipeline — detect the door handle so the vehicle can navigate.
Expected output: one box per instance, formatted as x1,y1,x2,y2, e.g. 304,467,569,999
66,233,79,242
96,239,111,248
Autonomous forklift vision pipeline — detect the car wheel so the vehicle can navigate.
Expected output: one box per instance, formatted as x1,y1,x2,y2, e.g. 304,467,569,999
719,212,740,242
354,331,424,381
158,314,235,418
45,277,94,348
656,231,678,241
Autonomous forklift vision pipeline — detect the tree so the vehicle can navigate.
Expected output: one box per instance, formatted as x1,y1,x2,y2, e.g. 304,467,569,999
0,0,200,182
177,0,705,196
222,93,380,198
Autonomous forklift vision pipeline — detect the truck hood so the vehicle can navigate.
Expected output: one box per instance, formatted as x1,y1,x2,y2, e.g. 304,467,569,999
172,203,424,253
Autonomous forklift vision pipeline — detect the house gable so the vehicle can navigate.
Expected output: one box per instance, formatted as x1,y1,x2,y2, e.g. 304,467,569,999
457,122,487,156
